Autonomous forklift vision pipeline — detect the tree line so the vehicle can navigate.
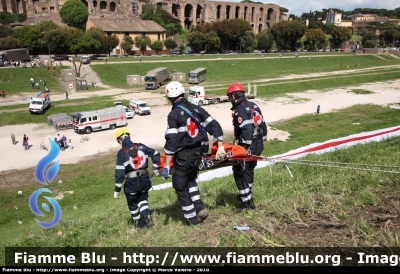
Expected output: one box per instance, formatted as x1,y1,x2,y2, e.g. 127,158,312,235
0,2,399,54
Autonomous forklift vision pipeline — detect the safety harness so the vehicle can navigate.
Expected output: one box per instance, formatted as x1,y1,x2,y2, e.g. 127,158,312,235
173,104,205,177
122,143,148,178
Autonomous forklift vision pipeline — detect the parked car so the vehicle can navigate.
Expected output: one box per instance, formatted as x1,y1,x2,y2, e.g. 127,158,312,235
123,106,134,119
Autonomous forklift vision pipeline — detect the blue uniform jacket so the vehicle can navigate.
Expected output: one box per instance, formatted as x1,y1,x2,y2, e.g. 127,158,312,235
115,138,160,192
164,97,224,155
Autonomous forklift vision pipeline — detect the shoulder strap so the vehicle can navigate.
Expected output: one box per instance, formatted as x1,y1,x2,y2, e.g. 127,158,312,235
176,104,204,131
122,143,139,158
247,101,259,129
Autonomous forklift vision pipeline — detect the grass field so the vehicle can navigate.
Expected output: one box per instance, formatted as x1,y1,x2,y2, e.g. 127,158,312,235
1,53,400,266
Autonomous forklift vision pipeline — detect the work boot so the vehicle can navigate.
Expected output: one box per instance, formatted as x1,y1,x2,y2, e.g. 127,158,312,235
145,215,154,227
197,209,209,223
185,218,200,226
249,199,256,209
236,202,255,214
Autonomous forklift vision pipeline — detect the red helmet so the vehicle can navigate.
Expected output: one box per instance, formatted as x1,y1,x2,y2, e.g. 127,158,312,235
227,83,245,95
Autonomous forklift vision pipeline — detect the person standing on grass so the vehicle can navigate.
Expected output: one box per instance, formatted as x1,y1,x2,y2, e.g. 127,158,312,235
23,134,29,150
317,105,320,114
162,81,226,226
114,128,161,229
1,90,5,98
226,83,267,213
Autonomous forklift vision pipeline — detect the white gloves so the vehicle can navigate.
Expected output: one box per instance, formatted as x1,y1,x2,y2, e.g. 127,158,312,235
215,146,226,160
153,169,161,176
114,191,120,199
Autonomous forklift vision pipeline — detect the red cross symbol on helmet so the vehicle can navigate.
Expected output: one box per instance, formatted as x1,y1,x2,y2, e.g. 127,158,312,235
186,117,199,138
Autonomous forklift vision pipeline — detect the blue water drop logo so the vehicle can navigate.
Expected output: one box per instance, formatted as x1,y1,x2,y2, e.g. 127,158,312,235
34,137,60,185
29,138,62,228
29,188,62,229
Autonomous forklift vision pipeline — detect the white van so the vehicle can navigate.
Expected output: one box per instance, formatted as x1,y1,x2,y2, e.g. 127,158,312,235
129,99,151,116
29,91,51,114
80,55,90,64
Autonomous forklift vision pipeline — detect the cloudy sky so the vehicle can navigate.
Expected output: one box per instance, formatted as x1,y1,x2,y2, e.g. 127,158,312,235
217,0,399,17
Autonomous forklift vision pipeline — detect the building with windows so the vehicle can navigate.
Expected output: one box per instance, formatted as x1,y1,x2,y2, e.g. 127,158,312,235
1,0,280,34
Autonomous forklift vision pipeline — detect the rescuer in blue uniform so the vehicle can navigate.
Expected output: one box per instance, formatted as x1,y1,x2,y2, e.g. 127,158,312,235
162,81,226,225
114,128,161,229
227,83,268,213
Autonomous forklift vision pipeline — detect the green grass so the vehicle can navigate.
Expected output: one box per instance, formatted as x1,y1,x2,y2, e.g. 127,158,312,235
1,53,400,265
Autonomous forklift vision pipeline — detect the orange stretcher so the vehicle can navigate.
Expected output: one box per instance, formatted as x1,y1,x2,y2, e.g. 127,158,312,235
158,142,266,171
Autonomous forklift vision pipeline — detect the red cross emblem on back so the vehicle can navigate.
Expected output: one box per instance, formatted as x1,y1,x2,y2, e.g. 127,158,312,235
252,109,261,125
132,151,145,169
187,117,198,138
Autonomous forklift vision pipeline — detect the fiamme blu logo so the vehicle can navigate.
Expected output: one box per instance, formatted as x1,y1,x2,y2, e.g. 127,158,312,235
29,137,62,228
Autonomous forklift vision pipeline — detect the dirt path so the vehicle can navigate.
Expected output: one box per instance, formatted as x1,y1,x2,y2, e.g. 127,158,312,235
1,77,400,173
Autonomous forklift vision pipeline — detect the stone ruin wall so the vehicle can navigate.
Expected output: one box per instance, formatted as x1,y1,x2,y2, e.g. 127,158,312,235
1,0,280,33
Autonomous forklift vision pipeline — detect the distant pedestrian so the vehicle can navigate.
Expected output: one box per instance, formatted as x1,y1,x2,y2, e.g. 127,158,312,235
65,91,69,100
35,82,39,89
68,139,73,149
91,80,95,88
316,105,320,114
30,77,34,87
23,134,29,150
1,90,5,98
139,57,141,62
11,133,16,145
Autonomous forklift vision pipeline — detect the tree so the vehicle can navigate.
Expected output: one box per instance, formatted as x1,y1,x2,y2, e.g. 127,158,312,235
134,35,151,55
205,31,221,52
242,31,255,52
102,34,119,56
0,36,22,50
330,26,351,48
35,20,61,55
121,35,134,55
270,20,307,51
304,28,327,50
77,33,102,54
59,0,89,30
362,32,377,44
0,11,14,25
65,27,84,55
164,38,178,50
150,40,163,54
380,29,400,47
186,31,207,53
45,28,70,54
0,25,14,38
256,32,273,52
363,40,376,48
179,43,185,54
14,26,40,53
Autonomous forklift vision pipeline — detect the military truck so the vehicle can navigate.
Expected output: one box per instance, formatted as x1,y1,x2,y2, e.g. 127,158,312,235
0,48,30,66
144,67,170,90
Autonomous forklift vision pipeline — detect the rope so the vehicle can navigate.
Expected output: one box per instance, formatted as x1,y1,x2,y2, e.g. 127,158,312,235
266,157,400,175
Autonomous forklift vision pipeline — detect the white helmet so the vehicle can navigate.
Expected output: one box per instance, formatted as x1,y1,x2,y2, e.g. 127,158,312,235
165,81,185,98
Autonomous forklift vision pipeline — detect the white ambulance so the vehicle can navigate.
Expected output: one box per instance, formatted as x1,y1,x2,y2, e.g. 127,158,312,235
72,105,127,134
29,91,51,114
